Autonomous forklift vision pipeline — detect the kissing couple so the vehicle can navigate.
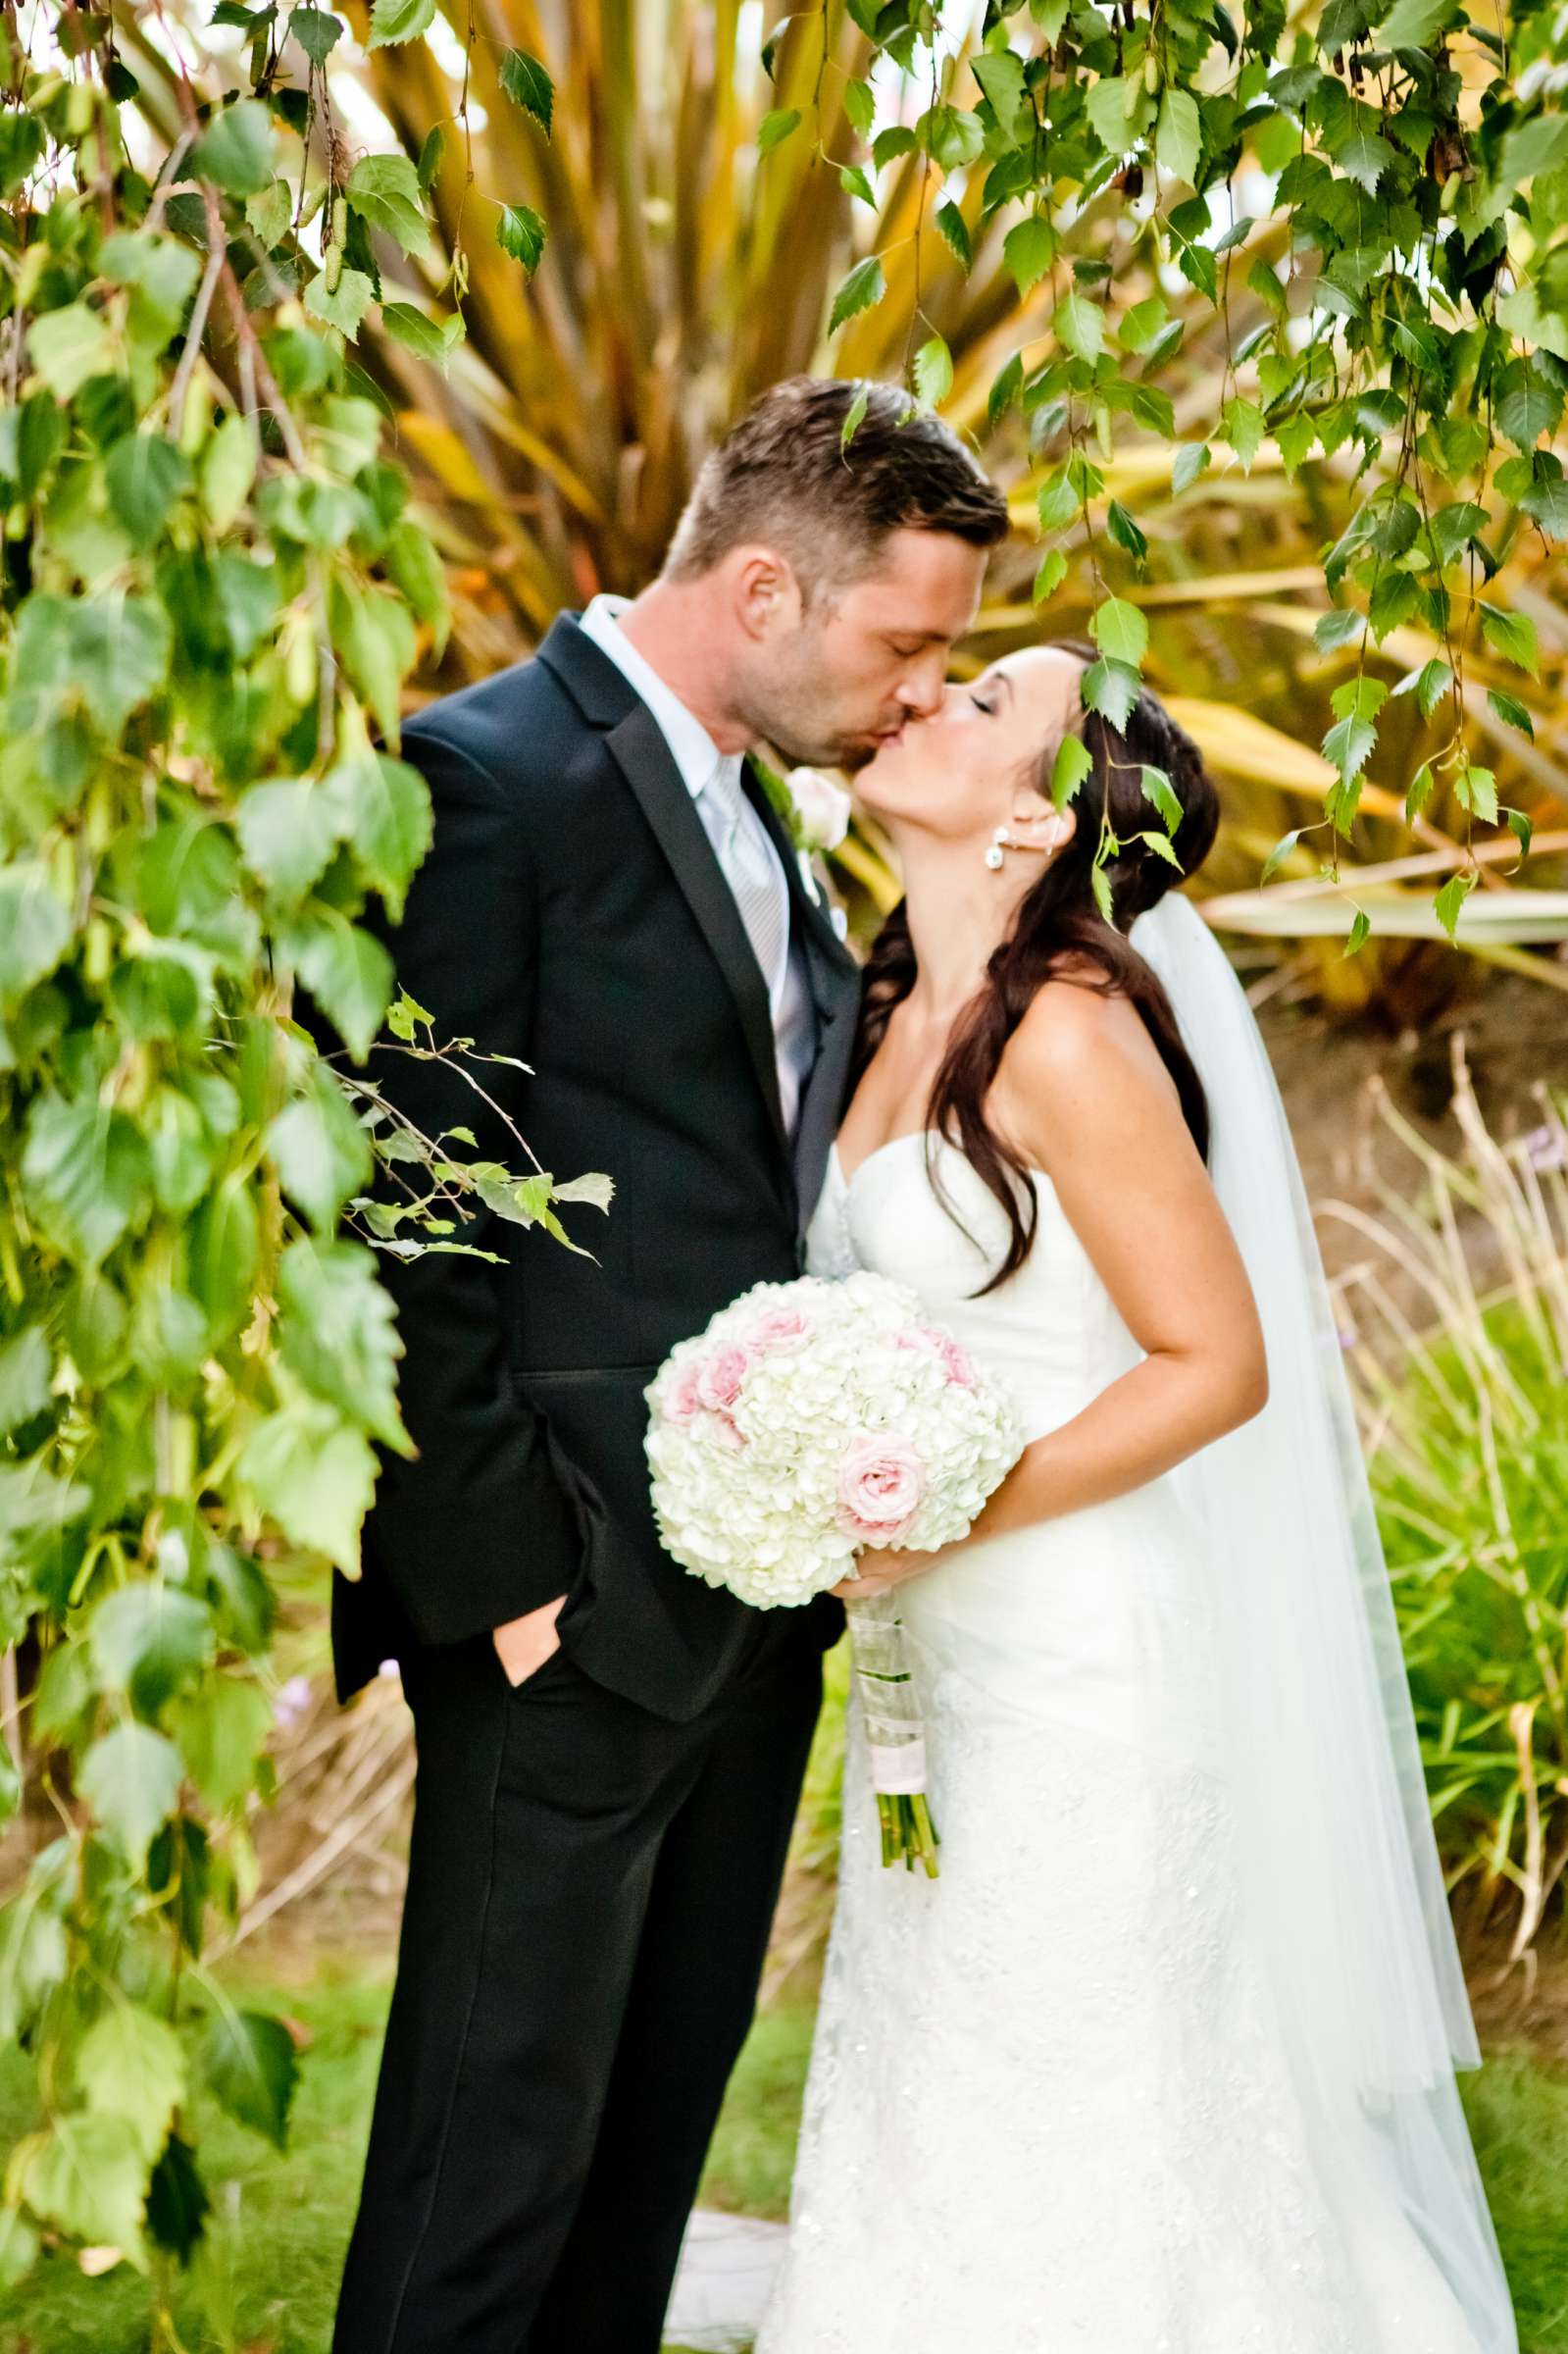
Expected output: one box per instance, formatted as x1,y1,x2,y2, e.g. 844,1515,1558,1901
328,377,1516,2354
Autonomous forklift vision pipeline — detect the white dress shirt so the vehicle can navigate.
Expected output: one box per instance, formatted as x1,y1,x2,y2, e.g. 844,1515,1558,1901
580,594,816,1139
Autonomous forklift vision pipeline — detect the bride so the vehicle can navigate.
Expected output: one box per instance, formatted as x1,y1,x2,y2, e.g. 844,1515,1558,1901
754,643,1518,2352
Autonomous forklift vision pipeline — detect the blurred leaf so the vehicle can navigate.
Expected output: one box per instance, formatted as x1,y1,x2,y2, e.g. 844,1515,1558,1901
1141,765,1184,832
1055,290,1104,363
78,1725,183,1866
90,1585,214,1718
1480,603,1541,676
105,435,190,549
1082,656,1140,731
198,414,258,533
758,108,801,156
278,915,392,1062
936,201,972,270
1374,0,1458,42
0,2207,38,2290
77,2005,185,2164
145,2130,210,2264
167,1678,276,1813
913,335,953,408
17,2118,147,2262
1315,607,1365,654
277,1236,407,1448
1033,547,1067,602
201,2011,299,2150
0,863,72,1004
191,101,273,195
1051,735,1094,808
346,154,430,257
1089,595,1148,666
829,256,885,333
368,0,434,46
1004,216,1053,294
267,1069,375,1235
1487,688,1535,739
304,266,376,337
498,48,553,133
289,7,342,64
22,1097,152,1268
235,1399,378,1571
1436,868,1477,939
0,1327,51,1435
496,203,547,275
1155,88,1201,184
235,780,341,904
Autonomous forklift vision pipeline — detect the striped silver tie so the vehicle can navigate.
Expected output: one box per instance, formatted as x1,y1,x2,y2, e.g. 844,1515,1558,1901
704,755,787,996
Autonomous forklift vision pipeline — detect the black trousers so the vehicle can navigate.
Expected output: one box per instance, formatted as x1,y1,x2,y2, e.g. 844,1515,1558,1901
331,1612,823,2354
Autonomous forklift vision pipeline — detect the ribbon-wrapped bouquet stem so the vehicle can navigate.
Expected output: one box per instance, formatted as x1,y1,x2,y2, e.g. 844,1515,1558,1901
645,1272,1024,1876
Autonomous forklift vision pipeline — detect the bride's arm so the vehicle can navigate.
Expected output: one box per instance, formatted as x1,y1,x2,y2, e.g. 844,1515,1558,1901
838,980,1268,1595
965,978,1268,1544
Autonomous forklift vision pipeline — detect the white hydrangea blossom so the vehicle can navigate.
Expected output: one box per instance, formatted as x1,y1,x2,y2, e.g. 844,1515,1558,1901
645,1270,1024,1610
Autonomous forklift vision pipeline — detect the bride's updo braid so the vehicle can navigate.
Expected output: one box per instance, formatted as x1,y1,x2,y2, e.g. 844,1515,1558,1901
853,642,1221,1294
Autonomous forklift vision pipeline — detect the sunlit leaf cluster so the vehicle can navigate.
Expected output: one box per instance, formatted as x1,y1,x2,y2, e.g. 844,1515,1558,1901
796,0,1568,942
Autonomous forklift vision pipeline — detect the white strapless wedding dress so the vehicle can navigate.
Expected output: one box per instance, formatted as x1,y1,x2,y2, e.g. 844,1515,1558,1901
754,1131,1489,2354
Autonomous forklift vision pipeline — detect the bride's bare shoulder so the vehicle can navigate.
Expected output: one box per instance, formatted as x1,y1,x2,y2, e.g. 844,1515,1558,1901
1008,969,1167,1081
993,971,1184,1170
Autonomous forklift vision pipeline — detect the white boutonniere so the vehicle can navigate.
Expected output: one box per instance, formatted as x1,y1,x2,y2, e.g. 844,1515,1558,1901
784,765,853,856
754,759,853,912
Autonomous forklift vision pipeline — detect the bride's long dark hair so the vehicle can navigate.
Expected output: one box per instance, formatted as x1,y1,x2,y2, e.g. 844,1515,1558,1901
853,643,1221,1294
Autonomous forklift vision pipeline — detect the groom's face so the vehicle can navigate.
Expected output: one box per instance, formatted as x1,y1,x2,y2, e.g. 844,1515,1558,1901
739,528,988,772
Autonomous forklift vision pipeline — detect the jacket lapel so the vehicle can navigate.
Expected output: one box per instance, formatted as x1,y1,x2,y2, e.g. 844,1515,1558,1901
604,700,790,1156
741,764,858,994
537,614,862,1223
741,763,863,1242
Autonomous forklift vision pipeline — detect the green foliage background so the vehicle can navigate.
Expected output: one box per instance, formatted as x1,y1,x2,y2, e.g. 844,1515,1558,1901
0,0,1564,2333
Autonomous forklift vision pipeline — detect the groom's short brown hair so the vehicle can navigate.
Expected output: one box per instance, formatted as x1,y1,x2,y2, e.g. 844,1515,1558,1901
664,377,1009,599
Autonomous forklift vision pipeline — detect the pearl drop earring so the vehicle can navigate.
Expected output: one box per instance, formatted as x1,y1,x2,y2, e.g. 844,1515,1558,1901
984,825,1012,872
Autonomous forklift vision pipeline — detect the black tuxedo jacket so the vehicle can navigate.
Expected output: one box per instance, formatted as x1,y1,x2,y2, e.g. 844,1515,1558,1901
329,614,861,1720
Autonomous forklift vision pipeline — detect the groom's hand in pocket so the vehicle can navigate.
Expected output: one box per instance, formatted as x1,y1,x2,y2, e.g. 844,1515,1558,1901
490,1592,569,1686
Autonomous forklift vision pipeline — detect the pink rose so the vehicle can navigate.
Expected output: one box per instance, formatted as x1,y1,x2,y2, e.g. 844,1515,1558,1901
895,1325,976,1388
665,1360,705,1423
836,1433,927,1543
697,1344,750,1414
749,1305,812,1351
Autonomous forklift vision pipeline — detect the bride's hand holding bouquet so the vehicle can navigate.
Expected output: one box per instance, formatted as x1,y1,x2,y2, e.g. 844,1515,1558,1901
645,1270,1023,1875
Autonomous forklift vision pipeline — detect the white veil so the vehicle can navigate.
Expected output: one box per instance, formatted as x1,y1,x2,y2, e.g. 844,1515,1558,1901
1128,893,1517,2354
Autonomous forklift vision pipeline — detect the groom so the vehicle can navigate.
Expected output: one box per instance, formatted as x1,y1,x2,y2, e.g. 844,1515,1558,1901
329,376,1008,2354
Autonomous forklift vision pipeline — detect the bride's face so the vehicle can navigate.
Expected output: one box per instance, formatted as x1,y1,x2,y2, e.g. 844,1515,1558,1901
853,645,1087,853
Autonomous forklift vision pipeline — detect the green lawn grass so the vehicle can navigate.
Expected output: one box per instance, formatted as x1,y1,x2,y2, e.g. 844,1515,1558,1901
0,1952,388,2354
1461,2047,1568,2354
1,1956,1563,2352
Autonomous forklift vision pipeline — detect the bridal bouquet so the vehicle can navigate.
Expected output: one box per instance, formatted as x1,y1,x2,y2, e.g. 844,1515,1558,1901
645,1271,1024,1875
